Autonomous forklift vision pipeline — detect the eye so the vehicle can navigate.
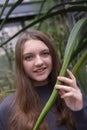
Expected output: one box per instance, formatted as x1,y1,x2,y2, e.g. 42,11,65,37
24,55,34,61
41,51,50,57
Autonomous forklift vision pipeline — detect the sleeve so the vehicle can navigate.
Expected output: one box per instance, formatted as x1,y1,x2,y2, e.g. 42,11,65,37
0,120,4,130
0,105,7,130
71,95,87,130
0,95,14,130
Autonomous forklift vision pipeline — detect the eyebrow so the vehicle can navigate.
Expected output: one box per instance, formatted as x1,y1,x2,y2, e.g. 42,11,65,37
23,48,50,55
23,53,32,58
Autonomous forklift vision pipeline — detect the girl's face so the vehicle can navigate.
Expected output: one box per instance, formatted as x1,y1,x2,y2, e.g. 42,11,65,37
23,39,52,87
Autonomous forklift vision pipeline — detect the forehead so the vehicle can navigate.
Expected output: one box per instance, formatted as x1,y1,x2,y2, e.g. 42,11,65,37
23,39,49,54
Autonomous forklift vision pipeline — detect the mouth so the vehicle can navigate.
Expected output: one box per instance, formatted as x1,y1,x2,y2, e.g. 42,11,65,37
34,67,47,74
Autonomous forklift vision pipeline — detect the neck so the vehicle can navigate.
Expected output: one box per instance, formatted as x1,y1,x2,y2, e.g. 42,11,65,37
32,80,49,87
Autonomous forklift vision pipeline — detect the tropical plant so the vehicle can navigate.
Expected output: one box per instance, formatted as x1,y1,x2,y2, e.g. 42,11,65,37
33,18,87,130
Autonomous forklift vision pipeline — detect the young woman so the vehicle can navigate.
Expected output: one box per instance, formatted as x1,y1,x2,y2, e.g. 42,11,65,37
0,30,87,130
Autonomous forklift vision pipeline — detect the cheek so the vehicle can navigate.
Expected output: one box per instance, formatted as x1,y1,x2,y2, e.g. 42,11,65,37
23,61,33,75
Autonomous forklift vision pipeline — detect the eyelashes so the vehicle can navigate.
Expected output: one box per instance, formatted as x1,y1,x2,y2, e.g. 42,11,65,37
23,51,50,61
24,55,34,61
41,51,50,57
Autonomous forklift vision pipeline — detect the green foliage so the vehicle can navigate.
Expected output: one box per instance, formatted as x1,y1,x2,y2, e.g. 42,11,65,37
33,18,87,130
0,54,15,102
0,0,23,30
77,63,87,95
0,0,9,18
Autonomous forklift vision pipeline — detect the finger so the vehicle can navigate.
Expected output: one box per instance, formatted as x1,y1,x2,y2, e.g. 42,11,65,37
67,69,76,81
55,84,74,92
60,91,75,98
61,90,82,100
58,70,77,88
57,76,72,85
59,90,65,96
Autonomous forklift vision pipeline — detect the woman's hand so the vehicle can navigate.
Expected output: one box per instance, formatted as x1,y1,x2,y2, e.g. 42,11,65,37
55,69,83,111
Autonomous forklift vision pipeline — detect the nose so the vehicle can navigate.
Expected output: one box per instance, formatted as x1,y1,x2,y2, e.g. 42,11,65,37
34,55,43,66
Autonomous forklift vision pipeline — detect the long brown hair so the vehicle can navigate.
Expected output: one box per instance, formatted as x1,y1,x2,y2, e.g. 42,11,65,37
10,30,75,130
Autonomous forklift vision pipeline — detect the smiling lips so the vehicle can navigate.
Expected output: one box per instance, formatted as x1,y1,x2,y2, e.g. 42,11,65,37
34,67,47,75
